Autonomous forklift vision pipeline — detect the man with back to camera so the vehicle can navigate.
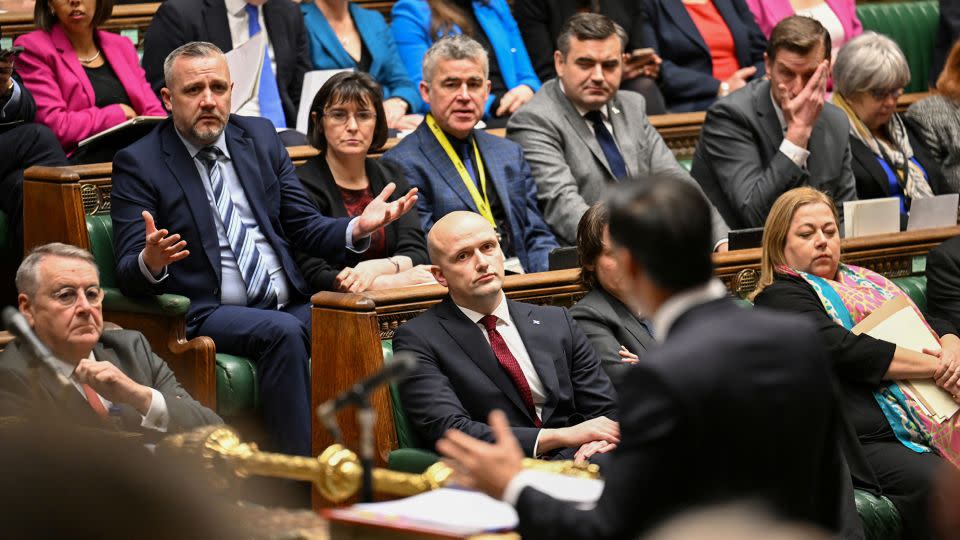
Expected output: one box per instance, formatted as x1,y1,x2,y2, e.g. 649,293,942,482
435,176,856,539
110,42,416,456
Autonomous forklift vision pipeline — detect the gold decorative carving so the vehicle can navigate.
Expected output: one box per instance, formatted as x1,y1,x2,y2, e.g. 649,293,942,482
732,269,760,299
80,183,111,215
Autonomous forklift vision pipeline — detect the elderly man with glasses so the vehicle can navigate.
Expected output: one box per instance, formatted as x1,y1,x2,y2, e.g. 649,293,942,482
0,242,221,434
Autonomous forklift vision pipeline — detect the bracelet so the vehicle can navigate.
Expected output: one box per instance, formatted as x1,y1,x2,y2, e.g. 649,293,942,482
388,257,400,274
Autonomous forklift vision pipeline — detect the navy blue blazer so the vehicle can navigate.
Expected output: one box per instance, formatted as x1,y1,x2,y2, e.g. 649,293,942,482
394,296,618,458
111,115,351,328
301,2,422,112
380,122,558,273
639,0,767,112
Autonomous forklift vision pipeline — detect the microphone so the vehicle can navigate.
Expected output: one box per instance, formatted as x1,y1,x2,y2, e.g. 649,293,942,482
2,306,71,388
316,351,418,420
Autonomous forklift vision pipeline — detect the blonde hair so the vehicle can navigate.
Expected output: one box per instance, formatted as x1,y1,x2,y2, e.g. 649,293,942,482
750,188,838,300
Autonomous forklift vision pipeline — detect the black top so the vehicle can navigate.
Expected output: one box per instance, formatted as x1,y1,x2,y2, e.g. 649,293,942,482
83,61,132,109
925,235,960,334
452,0,507,113
444,131,515,259
352,29,373,74
293,155,429,291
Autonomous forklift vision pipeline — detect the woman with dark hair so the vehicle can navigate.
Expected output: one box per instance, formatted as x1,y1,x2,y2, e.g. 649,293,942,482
296,71,432,293
13,0,165,156
390,0,540,126
907,39,960,194
569,203,655,390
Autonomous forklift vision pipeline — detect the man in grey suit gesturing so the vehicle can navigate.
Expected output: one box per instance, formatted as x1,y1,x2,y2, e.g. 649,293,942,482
507,13,729,247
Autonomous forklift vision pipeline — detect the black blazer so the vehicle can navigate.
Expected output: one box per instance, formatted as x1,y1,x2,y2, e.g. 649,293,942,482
294,155,429,292
141,0,311,127
513,0,649,83
394,296,618,459
568,287,655,390
0,330,222,435
850,117,950,202
0,73,36,133
926,235,960,334
512,298,850,539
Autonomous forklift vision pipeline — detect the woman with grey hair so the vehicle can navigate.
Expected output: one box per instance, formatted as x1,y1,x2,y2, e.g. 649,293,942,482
830,33,950,219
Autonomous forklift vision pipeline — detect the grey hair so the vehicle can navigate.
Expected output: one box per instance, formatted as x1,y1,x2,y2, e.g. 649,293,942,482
16,243,98,298
421,35,489,83
557,13,629,57
833,32,910,97
163,41,226,89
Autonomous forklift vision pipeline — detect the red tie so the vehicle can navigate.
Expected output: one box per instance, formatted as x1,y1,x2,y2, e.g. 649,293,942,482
479,315,541,427
81,383,110,421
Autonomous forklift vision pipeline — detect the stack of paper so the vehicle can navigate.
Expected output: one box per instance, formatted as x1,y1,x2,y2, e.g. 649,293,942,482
843,198,900,238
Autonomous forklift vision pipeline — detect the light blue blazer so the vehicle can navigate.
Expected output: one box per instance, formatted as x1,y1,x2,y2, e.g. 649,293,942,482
301,2,422,111
390,0,541,115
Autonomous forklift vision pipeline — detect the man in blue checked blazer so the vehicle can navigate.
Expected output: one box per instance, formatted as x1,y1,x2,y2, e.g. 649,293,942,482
381,35,558,273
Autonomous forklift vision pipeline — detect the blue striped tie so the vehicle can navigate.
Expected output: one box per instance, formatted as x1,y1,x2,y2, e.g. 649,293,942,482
197,146,277,308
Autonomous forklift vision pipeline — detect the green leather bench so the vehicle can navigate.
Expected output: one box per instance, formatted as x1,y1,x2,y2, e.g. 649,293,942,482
857,1,938,94
85,214,257,416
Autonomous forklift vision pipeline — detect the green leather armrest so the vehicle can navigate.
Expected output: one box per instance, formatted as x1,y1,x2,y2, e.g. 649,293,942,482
854,489,902,540
216,353,259,416
102,287,191,316
891,275,928,313
382,340,426,450
387,448,440,474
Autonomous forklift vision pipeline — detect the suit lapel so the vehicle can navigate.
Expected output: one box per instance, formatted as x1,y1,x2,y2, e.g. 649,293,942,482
549,81,613,179
605,290,655,351
661,0,710,58
206,0,235,52
435,297,533,421
225,125,273,231
507,300,559,424
416,124,479,212
607,97,639,177
160,123,222,281
51,25,95,108
474,132,514,217
754,81,785,152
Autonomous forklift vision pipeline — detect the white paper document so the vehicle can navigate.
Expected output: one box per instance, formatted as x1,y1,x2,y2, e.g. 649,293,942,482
843,197,900,238
225,32,265,113
907,193,960,231
295,69,352,134
852,295,960,422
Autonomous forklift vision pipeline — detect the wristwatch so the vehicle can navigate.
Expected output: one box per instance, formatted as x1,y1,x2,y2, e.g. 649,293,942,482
718,82,731,98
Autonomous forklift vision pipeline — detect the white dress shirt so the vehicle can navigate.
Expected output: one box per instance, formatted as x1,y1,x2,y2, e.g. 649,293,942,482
52,352,169,432
224,0,277,118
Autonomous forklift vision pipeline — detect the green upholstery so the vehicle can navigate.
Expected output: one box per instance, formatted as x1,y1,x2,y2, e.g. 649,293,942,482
857,1,938,94
383,340,441,472
84,214,257,415
854,489,902,540
678,158,692,172
387,447,440,474
891,275,928,313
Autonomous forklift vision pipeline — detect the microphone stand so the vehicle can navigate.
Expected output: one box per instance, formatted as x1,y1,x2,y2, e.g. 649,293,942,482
356,395,376,503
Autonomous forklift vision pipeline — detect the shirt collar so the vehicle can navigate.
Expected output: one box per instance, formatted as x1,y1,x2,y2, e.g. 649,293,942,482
224,0,250,17
50,349,96,381
651,279,728,341
455,292,512,326
175,129,231,161
559,80,613,120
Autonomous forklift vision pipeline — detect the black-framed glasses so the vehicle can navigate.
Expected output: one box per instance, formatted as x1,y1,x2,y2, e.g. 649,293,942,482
50,286,104,307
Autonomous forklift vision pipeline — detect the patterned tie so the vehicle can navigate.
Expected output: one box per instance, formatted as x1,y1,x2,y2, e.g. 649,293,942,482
197,146,277,308
81,383,110,421
584,110,627,180
245,4,286,128
479,315,541,427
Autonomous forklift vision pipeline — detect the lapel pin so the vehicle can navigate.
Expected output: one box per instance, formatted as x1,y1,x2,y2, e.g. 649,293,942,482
532,320,541,325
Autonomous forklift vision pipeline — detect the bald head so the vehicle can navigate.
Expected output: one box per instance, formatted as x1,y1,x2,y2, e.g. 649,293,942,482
427,212,505,313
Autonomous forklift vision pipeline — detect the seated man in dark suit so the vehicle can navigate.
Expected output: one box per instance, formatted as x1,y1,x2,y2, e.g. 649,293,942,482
925,235,960,333
142,0,310,137
0,243,221,433
110,42,416,456
691,16,856,230
930,0,960,87
394,211,618,463
436,177,854,539
381,35,559,274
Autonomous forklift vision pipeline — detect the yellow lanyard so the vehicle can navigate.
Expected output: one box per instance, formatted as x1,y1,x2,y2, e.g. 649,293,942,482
425,114,496,228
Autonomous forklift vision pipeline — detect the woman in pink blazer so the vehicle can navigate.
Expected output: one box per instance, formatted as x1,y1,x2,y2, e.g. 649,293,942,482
746,0,861,58
14,0,165,156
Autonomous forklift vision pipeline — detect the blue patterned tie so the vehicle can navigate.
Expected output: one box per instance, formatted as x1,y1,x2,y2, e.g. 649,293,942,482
245,4,286,128
585,110,627,180
197,146,277,308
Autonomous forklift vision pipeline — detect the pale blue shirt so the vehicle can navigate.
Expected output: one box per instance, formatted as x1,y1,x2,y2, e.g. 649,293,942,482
0,79,23,122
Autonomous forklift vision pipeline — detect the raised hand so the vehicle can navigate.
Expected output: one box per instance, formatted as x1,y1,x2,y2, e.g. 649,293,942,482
74,358,153,415
436,410,525,499
354,183,418,241
141,210,189,276
495,84,535,117
781,60,829,148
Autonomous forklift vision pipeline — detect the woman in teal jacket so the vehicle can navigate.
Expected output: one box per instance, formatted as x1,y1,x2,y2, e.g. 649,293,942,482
390,0,541,125
302,0,423,130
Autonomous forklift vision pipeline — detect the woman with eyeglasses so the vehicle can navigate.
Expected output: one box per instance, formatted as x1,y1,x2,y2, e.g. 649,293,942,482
830,33,951,218
295,72,433,293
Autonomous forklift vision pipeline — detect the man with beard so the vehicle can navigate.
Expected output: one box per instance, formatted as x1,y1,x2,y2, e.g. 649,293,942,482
110,41,417,456
506,13,728,247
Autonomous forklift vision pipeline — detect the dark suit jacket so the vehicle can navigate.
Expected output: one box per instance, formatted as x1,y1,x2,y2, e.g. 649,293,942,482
380,122,559,273
638,0,767,112
513,298,849,539
393,296,617,458
930,0,960,87
0,74,36,133
294,155,428,292
850,117,949,203
110,115,351,329
568,287,655,390
926,235,960,334
141,0,311,127
691,78,857,229
513,0,650,83
0,330,222,434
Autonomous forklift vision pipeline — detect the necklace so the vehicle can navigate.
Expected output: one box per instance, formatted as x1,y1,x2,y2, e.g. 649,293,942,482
78,50,101,64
